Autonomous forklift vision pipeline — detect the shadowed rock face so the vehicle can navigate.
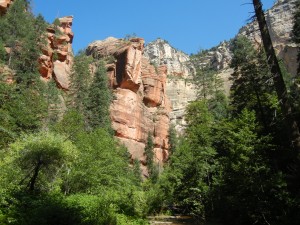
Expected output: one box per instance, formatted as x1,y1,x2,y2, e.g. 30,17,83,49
39,16,74,90
86,37,172,176
0,0,13,15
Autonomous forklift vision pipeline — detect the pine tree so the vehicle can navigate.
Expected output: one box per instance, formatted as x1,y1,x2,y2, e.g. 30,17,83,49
69,51,93,121
253,0,300,152
144,133,158,182
229,36,276,131
86,60,112,131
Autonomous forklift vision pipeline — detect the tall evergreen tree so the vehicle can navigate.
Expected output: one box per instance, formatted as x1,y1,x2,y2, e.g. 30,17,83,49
253,0,300,153
230,36,276,131
69,52,93,119
86,60,112,130
144,133,158,182
214,110,290,225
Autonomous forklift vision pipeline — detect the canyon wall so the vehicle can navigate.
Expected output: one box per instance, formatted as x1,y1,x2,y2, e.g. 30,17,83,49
39,16,74,90
144,39,197,132
239,0,298,76
197,0,298,79
86,37,171,175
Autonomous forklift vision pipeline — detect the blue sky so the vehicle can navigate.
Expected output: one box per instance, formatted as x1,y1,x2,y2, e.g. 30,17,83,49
32,0,275,55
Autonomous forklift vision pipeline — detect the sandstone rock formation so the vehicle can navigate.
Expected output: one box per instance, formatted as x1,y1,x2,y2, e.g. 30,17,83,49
144,39,197,132
0,0,13,15
86,37,171,175
39,16,74,90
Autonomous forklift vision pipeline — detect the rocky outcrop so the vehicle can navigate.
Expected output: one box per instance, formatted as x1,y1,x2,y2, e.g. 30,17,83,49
239,0,298,76
0,0,13,15
144,38,194,77
144,39,197,132
86,37,171,175
191,41,233,96
39,16,74,90
191,0,298,96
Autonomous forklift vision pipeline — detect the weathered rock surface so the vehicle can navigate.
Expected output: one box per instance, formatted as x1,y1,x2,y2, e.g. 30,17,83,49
239,0,298,76
0,0,12,15
87,37,171,175
144,39,197,132
39,16,74,90
144,38,194,77
143,0,297,133
189,0,298,96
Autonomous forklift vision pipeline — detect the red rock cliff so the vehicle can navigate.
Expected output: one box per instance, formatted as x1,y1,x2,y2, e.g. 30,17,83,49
87,37,172,175
39,16,74,90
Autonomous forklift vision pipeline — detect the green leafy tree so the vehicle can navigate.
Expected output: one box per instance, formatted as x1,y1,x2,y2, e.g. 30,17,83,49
66,128,133,194
214,110,290,225
160,101,218,220
1,132,77,192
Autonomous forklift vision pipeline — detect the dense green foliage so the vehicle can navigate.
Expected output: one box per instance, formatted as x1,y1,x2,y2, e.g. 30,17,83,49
144,133,158,182
147,30,300,225
1,1,300,225
0,1,148,224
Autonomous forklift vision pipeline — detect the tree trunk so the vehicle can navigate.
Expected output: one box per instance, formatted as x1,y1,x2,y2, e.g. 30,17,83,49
29,160,42,191
253,0,300,152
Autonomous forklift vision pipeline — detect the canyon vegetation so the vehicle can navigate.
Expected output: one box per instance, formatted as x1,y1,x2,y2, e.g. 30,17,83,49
0,0,300,224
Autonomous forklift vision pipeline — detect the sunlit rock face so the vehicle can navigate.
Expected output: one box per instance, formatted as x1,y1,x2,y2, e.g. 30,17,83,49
39,16,74,90
239,0,298,76
86,37,172,176
0,0,13,15
144,39,197,133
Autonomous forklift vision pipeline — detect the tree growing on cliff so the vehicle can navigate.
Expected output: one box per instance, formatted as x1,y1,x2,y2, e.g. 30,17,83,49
0,0,46,83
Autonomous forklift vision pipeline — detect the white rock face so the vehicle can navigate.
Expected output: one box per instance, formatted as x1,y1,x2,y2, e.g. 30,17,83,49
195,0,298,94
144,39,197,132
144,38,195,77
239,0,298,76
143,0,298,132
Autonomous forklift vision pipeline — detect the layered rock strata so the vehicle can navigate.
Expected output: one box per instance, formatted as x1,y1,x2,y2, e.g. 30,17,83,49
39,16,74,90
87,37,171,175
144,39,197,132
